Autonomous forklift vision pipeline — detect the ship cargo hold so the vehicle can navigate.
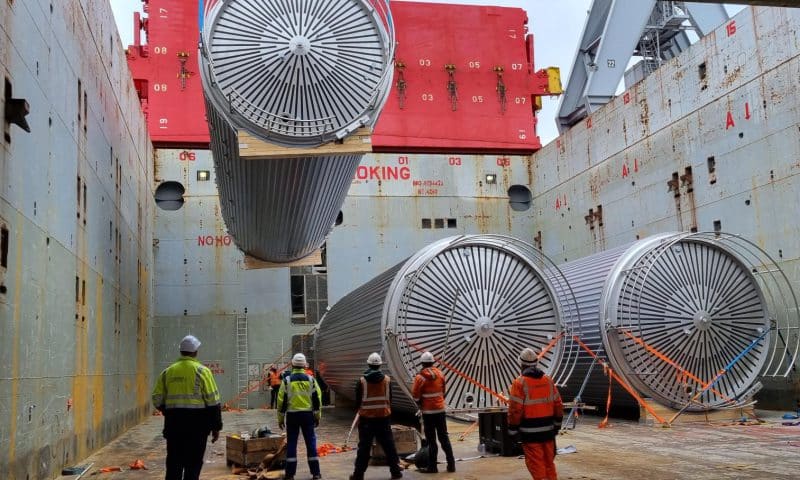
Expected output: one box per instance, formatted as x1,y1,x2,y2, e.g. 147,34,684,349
3,0,800,478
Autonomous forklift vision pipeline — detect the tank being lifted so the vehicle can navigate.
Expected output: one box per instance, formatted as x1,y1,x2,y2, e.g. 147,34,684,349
556,232,799,411
200,0,395,262
315,235,581,413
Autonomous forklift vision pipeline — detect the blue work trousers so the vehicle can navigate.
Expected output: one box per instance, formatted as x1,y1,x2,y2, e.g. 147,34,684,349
285,411,321,478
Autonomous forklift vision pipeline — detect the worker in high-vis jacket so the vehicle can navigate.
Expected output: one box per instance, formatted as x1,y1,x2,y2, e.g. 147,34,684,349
268,366,281,409
277,353,322,480
507,347,564,480
349,353,403,480
411,351,455,473
152,335,222,480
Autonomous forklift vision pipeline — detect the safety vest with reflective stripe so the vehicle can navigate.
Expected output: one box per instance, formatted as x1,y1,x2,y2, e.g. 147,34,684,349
268,370,281,388
277,368,322,424
358,376,392,418
412,367,447,414
152,356,221,410
507,371,563,443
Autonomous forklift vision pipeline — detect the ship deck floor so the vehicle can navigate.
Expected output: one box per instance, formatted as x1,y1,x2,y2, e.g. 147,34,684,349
58,407,800,479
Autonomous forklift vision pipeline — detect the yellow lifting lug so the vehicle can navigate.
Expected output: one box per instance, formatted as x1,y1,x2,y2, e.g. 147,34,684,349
546,66,563,95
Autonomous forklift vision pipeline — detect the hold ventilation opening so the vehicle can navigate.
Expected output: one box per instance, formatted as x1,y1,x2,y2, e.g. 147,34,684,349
508,185,532,212
155,181,186,211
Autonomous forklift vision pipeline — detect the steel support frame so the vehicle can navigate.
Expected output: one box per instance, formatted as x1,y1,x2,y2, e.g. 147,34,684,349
557,0,732,133
557,0,657,132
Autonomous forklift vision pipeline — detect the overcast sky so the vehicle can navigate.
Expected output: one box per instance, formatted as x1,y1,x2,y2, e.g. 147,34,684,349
110,0,744,144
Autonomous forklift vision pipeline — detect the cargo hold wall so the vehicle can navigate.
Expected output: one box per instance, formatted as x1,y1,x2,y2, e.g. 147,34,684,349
0,1,155,478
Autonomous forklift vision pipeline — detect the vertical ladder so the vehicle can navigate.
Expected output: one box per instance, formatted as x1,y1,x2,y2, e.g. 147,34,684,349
236,315,249,410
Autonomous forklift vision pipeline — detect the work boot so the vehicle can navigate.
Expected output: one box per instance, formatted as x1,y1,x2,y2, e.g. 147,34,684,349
447,462,456,473
349,474,364,480
390,472,403,479
418,466,438,473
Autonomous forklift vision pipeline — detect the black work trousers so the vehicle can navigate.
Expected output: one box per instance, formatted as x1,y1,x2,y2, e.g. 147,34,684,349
165,432,208,480
423,412,455,469
354,417,402,476
270,386,280,409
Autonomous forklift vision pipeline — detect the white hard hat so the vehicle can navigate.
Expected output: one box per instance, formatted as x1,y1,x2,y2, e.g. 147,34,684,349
292,353,307,367
420,351,435,364
519,347,538,365
367,352,383,366
180,335,201,353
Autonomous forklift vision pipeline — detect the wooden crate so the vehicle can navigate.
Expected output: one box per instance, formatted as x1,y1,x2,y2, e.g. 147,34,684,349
226,434,286,467
370,425,419,465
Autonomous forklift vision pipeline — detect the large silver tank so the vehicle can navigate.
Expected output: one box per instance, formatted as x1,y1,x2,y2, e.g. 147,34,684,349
315,235,580,413
556,232,791,411
200,0,394,262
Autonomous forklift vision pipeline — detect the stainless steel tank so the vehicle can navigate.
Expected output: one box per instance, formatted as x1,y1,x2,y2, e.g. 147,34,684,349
200,0,394,262
556,232,780,411
315,235,580,413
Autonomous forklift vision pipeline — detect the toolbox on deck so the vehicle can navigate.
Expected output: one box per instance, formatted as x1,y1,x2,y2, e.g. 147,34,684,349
478,411,522,456
225,434,286,467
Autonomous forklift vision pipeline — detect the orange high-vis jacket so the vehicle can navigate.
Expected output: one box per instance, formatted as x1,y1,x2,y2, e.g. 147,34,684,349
411,367,447,414
507,370,563,443
268,370,281,387
358,376,392,418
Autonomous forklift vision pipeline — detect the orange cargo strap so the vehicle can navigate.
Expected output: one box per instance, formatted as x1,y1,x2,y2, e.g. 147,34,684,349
406,340,508,404
598,367,612,429
571,335,667,426
618,328,734,404
458,420,480,441
537,332,564,360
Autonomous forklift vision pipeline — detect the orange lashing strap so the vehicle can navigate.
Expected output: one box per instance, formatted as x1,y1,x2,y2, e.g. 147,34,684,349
537,332,565,361
598,369,612,429
618,328,733,404
406,340,508,405
572,336,667,425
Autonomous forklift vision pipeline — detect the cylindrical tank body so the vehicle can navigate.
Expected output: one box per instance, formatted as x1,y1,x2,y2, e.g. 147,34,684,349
200,0,394,262
315,235,572,413
556,233,771,410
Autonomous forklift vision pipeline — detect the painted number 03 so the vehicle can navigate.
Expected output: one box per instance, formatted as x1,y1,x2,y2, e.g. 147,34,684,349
421,93,434,102
448,157,462,166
